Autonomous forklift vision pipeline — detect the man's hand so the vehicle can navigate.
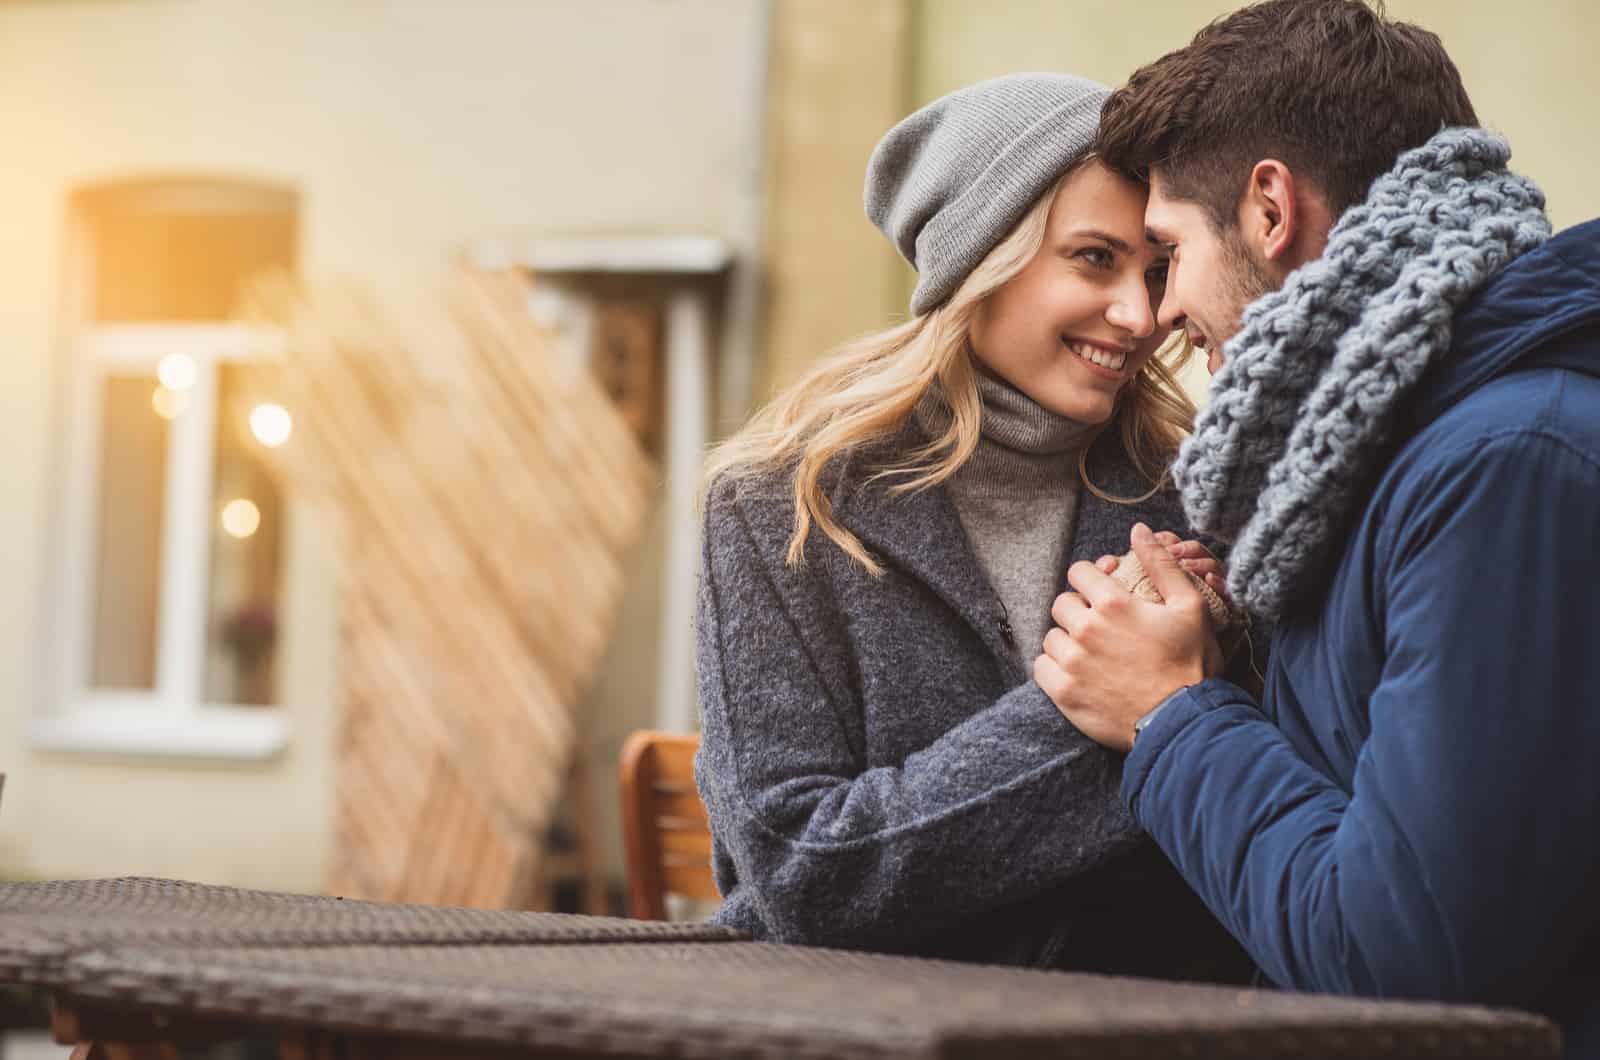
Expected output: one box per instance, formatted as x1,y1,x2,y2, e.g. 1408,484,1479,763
1034,523,1221,751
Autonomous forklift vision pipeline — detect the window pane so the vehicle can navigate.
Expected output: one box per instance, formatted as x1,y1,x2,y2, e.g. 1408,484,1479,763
90,374,169,690
203,363,285,706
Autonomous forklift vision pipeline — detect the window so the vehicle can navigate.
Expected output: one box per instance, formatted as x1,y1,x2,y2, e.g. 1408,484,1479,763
35,179,298,758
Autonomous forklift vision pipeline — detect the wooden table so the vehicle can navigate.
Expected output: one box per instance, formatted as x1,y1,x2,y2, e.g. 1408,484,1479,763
2,878,1561,1059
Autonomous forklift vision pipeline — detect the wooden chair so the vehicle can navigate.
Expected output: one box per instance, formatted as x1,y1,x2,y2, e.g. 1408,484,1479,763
618,730,718,920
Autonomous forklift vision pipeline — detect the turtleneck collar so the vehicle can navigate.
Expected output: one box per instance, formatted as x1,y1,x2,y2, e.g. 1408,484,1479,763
914,365,1097,457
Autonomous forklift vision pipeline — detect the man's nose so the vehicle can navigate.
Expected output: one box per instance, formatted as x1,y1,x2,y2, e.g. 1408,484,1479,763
1156,276,1185,332
1106,277,1156,339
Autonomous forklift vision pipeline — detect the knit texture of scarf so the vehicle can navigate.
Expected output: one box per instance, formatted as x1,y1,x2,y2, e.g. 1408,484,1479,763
1173,127,1551,621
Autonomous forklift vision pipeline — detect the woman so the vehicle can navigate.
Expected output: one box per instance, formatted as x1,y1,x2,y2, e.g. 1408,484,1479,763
694,73,1249,978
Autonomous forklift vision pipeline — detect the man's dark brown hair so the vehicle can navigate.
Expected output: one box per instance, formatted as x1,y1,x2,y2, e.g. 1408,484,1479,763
1097,0,1478,229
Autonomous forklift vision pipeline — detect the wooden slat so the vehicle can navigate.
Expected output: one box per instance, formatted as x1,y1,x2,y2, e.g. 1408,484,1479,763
248,271,650,911
659,826,713,861
619,730,719,918
645,736,699,781
652,785,709,824
619,731,667,920
661,861,720,903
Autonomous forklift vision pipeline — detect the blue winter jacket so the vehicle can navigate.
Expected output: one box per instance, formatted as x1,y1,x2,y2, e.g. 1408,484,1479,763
1124,218,1600,1056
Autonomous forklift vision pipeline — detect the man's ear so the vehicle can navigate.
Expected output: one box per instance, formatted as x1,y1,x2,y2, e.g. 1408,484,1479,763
1240,160,1332,270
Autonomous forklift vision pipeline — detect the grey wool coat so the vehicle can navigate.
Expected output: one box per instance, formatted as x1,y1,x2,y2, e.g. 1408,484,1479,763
694,420,1253,979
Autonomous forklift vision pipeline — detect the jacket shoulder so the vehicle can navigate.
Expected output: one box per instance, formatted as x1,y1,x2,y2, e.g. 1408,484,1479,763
1412,362,1600,474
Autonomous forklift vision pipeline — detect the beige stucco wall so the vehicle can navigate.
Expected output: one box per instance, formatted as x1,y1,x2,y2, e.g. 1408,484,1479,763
760,2,1600,399
0,0,763,890
757,0,915,398
7,0,1587,895
906,0,1600,399
915,0,1600,231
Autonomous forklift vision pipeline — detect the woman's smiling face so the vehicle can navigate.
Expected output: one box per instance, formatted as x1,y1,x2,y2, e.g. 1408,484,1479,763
968,160,1172,424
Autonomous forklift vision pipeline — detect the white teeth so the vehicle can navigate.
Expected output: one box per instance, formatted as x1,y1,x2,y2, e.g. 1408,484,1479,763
1067,341,1126,372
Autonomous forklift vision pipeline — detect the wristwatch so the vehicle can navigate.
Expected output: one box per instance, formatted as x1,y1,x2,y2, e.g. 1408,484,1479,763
1131,688,1184,746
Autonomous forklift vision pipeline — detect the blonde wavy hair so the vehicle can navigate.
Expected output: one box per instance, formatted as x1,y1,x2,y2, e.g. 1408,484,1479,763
705,166,1198,575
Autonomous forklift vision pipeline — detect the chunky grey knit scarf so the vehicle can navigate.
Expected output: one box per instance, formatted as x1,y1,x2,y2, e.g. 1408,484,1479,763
1173,127,1551,620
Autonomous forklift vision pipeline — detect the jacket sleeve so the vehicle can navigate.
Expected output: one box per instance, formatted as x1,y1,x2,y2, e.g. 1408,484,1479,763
1121,431,1600,1005
694,480,1142,951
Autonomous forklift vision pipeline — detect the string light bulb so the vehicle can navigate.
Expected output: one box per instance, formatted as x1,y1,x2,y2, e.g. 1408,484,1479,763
157,353,197,392
151,385,186,419
221,498,261,539
249,403,293,448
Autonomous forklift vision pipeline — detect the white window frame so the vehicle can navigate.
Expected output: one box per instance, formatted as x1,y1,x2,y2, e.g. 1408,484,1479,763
33,322,290,759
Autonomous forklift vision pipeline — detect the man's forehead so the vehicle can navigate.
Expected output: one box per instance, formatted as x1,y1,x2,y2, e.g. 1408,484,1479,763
1142,194,1180,241
1145,169,1185,210
1143,174,1200,238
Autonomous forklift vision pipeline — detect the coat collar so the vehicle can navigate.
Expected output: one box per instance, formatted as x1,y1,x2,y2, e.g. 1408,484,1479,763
1411,217,1600,428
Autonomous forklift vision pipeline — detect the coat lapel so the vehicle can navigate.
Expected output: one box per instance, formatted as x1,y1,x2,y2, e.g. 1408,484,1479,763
830,429,1017,668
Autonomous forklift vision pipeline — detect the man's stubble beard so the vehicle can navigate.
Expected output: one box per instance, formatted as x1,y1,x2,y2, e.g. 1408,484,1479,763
1222,227,1279,340
1206,228,1280,374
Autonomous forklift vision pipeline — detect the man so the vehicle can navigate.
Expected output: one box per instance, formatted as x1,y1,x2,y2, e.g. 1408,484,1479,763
1031,0,1600,1052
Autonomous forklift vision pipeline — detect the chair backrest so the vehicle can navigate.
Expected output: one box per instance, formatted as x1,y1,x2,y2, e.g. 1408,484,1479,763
618,730,718,920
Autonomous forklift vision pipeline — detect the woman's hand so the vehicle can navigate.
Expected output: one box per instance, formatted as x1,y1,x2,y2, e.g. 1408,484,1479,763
1094,531,1229,602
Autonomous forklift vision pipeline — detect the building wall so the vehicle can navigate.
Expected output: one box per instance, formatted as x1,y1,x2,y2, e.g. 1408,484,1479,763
914,0,1600,231
757,0,915,399
912,1,1600,402
0,0,764,890
3,0,1591,895
760,0,1600,401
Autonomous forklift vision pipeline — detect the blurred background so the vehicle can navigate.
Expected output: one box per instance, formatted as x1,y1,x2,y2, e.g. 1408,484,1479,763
0,0,1595,916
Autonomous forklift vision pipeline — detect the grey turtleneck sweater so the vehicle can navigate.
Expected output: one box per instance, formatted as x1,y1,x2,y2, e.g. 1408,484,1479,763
915,372,1095,665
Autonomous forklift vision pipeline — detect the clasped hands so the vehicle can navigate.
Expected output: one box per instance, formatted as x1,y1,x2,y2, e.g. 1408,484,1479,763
1032,522,1225,752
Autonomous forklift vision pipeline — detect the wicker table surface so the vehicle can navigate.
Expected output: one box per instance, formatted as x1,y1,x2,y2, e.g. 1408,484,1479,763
0,877,740,984
5,878,1561,1059
57,939,1560,1060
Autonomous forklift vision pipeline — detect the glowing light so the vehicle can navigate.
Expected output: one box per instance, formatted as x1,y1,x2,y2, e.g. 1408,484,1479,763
157,353,198,392
249,403,293,448
220,499,261,539
151,385,187,420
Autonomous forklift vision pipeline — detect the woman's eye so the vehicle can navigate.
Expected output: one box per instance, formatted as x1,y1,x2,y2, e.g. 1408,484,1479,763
1076,247,1114,268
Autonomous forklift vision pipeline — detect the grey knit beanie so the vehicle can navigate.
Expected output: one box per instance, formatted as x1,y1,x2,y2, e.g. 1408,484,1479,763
865,73,1109,316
